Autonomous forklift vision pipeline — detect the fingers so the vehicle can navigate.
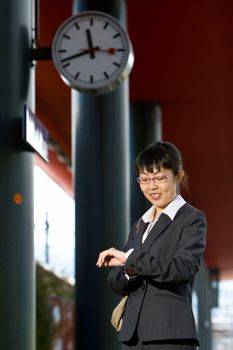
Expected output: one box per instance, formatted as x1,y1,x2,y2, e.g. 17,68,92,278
96,248,116,267
96,248,112,267
96,247,126,267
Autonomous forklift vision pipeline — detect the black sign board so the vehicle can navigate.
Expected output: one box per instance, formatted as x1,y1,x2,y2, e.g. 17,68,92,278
23,106,49,162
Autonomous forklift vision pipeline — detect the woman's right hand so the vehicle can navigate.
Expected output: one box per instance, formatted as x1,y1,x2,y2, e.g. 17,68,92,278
96,247,127,267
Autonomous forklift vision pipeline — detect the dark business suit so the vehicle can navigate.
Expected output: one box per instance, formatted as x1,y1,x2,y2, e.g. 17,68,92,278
108,203,207,349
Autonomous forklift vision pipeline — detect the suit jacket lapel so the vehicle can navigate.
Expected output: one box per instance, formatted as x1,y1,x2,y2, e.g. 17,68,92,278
132,220,149,249
142,213,172,252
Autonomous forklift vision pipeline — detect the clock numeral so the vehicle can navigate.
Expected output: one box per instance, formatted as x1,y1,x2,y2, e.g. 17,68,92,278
90,75,94,84
75,72,80,80
103,22,109,29
113,62,121,68
104,72,109,79
90,18,93,26
62,33,70,40
62,62,70,69
58,49,67,53
117,48,125,52
74,22,80,30
113,33,121,39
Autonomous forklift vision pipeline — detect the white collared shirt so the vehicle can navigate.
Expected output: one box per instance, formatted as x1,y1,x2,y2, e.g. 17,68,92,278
141,194,186,243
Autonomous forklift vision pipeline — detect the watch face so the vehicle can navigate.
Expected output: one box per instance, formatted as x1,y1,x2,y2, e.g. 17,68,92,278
52,11,134,95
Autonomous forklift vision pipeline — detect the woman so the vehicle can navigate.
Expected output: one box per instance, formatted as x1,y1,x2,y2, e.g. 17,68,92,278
96,141,207,350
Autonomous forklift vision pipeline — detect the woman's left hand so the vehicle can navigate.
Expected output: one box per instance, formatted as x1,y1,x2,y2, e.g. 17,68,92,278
96,247,127,267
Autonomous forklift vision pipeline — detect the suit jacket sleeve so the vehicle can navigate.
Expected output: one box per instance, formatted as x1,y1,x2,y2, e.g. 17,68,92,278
108,220,143,296
125,209,207,283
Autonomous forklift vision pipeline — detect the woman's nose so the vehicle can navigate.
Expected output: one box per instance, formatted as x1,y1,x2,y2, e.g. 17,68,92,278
148,179,158,189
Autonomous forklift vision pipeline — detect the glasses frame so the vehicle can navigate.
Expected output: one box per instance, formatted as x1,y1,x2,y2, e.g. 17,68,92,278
136,175,172,185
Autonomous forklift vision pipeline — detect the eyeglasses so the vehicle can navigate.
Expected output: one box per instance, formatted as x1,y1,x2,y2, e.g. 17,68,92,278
137,175,172,185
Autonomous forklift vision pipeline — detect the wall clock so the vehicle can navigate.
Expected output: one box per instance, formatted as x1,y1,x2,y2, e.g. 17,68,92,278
52,11,134,95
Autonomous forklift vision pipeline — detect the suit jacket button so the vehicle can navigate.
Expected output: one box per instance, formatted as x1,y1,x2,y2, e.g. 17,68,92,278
129,263,135,269
137,267,142,272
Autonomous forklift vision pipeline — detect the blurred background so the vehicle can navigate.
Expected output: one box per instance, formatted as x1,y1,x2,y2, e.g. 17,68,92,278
1,1,233,350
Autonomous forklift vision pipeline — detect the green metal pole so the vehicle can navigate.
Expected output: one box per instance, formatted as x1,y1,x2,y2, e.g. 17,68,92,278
130,102,162,224
0,0,35,349
195,264,213,350
72,2,129,349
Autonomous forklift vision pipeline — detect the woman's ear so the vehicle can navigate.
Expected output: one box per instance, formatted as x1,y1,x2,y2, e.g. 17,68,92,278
177,170,184,184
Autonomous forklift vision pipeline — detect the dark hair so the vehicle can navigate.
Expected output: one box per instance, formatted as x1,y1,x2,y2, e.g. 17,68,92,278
135,141,189,190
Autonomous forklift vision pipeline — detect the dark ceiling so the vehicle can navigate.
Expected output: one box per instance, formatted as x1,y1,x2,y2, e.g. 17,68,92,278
37,0,233,278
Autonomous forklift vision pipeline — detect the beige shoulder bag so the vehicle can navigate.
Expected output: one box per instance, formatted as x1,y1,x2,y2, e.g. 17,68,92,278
111,295,128,331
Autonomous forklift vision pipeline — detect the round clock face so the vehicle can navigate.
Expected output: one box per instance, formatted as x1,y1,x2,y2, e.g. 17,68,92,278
52,11,134,95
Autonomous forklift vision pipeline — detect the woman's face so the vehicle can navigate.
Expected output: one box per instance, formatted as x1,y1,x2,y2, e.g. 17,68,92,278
138,167,182,214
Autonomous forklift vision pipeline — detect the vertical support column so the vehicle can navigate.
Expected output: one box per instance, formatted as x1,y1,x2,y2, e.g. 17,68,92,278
0,1,35,350
195,263,213,350
130,101,162,224
72,1,129,350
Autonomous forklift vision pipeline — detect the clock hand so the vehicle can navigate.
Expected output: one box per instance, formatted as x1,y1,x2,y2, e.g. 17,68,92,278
61,46,100,63
80,47,116,55
86,29,95,59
